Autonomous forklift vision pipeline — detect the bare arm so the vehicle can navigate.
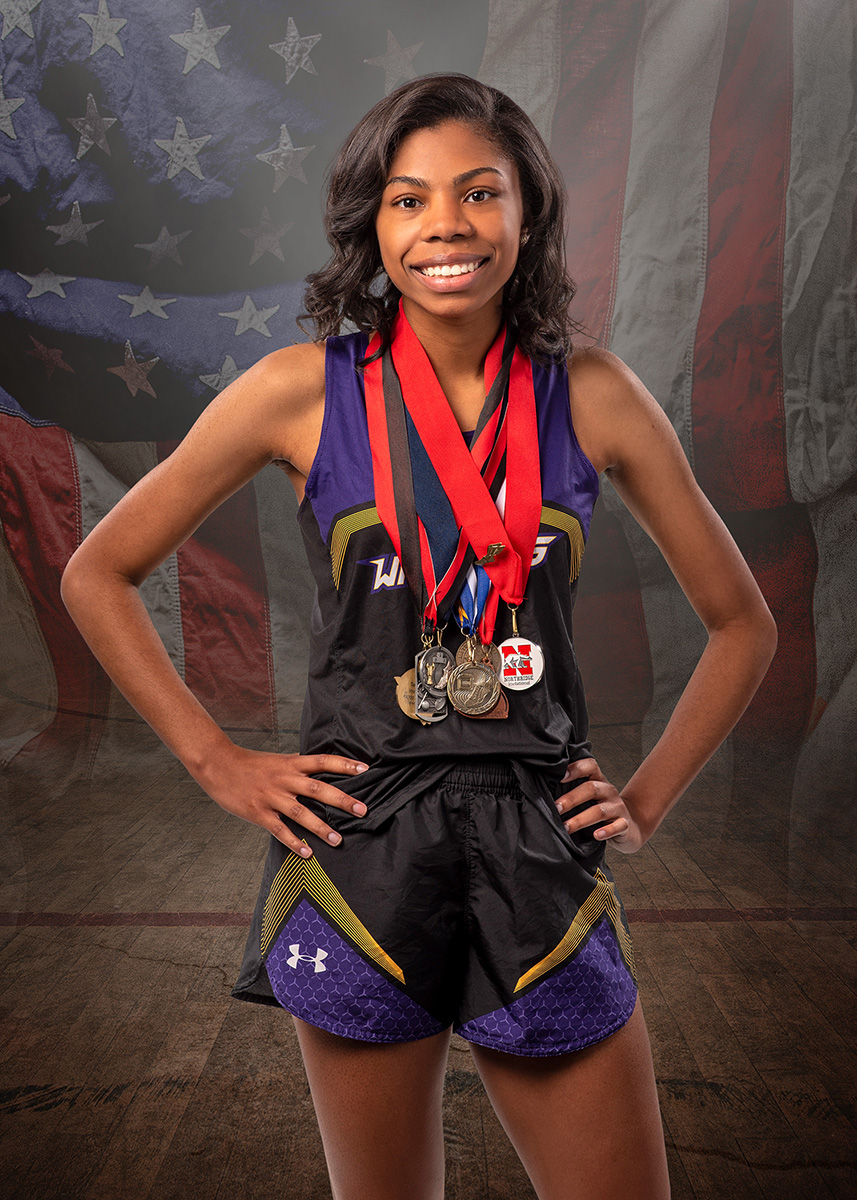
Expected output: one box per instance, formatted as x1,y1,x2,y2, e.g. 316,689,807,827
61,342,368,857
556,349,777,851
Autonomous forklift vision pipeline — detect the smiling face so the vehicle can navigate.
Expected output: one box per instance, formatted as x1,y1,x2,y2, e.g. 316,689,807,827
374,120,525,332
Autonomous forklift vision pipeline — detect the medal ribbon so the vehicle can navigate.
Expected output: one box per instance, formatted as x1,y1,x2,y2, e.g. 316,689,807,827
457,563,492,636
364,303,542,644
365,307,510,624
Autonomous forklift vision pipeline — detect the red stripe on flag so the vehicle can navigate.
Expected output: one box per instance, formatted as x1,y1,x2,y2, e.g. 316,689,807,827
690,2,816,775
157,442,275,734
691,0,793,508
552,0,646,344
0,415,110,754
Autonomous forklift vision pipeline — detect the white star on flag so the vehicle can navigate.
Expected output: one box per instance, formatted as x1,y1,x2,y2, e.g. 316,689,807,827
240,208,292,264
18,268,76,298
0,0,42,41
200,356,245,392
219,295,279,337
47,200,103,246
107,341,159,397
170,7,230,74
0,76,24,138
117,285,177,319
79,0,125,57
28,336,75,379
269,17,320,84
365,30,422,94
67,93,116,158
154,116,212,180
256,124,314,190
134,225,191,268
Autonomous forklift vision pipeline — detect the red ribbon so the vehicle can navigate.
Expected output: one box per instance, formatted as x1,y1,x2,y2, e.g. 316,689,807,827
364,305,542,643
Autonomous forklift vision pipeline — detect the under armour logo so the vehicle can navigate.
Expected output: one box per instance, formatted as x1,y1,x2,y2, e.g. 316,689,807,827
286,944,328,973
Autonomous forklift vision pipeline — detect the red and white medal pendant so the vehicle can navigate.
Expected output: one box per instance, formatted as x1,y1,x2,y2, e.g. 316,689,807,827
497,638,545,691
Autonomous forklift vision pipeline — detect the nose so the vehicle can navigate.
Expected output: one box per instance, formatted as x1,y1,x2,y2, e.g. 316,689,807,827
422,194,474,241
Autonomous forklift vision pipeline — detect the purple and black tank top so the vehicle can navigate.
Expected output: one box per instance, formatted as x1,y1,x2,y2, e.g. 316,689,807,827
295,330,601,825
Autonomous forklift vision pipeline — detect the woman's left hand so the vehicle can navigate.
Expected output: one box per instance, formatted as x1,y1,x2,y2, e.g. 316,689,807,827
556,757,647,854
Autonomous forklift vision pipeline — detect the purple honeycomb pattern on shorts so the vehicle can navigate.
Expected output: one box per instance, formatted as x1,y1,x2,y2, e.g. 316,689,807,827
265,898,445,1042
456,917,636,1056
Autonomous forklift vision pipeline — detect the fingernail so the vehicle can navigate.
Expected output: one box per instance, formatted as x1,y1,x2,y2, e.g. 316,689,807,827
299,846,312,858
353,802,367,816
555,801,563,810
354,763,369,773
328,832,342,845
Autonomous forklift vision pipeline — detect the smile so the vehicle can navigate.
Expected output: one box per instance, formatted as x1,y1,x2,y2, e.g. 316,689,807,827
415,259,486,278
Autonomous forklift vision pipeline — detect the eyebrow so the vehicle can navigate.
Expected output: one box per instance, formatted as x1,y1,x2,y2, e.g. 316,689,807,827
384,166,505,190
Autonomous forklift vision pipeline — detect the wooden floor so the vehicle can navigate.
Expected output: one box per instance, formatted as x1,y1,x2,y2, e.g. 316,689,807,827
1,723,856,1199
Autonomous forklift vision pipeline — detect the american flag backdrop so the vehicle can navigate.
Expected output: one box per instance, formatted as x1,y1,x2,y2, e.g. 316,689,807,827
1,1,855,882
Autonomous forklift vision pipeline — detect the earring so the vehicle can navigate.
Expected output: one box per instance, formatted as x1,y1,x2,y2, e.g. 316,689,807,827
520,230,530,246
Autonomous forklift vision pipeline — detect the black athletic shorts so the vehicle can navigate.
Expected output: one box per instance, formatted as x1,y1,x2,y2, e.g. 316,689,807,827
232,761,637,1056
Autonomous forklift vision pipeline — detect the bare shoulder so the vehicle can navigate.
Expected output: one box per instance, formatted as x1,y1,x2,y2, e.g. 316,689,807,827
248,339,326,400
567,345,668,475
224,340,326,436
182,338,327,476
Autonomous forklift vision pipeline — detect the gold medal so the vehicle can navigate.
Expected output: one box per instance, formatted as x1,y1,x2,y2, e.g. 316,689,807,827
395,668,430,724
447,661,501,716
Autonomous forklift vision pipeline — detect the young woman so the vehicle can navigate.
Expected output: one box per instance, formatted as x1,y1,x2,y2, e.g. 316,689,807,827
62,75,776,1200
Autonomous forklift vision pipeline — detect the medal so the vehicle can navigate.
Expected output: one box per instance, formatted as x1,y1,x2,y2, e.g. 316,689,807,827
415,652,448,722
497,639,545,690
414,631,451,722
395,668,429,724
417,644,455,695
497,603,544,690
447,660,501,716
450,635,506,718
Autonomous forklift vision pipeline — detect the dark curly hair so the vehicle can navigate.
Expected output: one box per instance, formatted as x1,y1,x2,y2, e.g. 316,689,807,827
300,74,578,364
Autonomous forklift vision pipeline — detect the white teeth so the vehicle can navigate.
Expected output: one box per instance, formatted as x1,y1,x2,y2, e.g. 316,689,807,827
418,261,480,277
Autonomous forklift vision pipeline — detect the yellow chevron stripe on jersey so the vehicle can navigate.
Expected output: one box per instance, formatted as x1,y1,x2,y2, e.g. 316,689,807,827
261,845,405,983
514,869,636,991
329,505,381,589
540,504,585,582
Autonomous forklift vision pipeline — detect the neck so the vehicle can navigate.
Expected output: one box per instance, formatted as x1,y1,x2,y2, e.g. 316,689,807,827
400,299,504,429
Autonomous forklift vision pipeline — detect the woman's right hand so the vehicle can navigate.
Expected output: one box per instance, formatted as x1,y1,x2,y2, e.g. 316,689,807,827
193,746,370,857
